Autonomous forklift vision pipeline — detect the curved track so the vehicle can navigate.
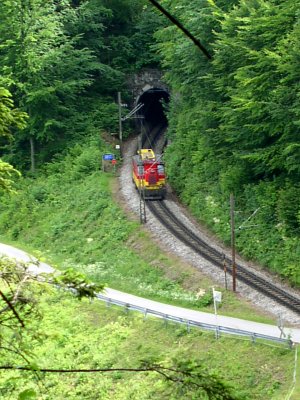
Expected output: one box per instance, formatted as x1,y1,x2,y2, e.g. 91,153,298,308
147,197,300,315
138,127,300,316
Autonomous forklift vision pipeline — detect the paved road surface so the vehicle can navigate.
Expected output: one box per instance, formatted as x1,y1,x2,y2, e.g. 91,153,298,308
1,243,300,343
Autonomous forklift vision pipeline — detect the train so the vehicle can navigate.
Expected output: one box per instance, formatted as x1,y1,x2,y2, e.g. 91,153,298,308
132,148,166,200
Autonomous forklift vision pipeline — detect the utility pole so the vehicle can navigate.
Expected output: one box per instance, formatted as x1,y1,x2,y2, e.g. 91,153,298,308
117,92,143,151
118,92,122,155
222,254,228,290
138,126,146,224
139,179,146,224
230,193,236,292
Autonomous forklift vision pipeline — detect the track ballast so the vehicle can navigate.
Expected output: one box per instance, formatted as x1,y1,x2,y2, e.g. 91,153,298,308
147,199,300,315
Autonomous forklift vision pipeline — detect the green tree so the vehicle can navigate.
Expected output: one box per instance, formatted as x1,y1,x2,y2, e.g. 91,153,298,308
0,87,27,138
0,0,100,171
211,0,299,181
0,87,27,191
154,0,300,282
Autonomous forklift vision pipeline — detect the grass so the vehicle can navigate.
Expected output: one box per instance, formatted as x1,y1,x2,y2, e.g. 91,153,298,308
0,287,296,399
0,135,298,398
289,347,300,400
0,137,278,324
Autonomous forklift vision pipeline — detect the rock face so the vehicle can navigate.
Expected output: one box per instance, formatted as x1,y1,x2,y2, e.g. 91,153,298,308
127,68,169,100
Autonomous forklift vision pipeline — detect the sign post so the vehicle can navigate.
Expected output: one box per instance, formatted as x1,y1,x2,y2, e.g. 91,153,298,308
102,153,116,172
230,193,236,292
277,313,286,339
212,287,222,316
118,92,122,144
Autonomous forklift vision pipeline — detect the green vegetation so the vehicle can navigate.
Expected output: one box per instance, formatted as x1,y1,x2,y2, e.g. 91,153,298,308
0,136,275,321
0,133,295,398
0,0,164,171
0,0,300,398
155,0,300,286
0,136,214,310
0,285,295,399
0,87,27,192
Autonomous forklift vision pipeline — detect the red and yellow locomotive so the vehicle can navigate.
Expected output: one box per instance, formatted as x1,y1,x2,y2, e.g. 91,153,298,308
132,149,166,199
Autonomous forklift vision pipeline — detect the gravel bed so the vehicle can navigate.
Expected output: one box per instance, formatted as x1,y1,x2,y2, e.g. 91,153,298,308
119,138,300,326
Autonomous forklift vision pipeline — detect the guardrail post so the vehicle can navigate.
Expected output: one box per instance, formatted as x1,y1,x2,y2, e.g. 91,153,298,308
186,320,190,333
95,296,295,348
164,314,168,326
288,339,293,350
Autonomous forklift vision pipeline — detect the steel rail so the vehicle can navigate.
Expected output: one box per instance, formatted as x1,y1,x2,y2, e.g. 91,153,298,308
147,200,300,315
137,124,300,314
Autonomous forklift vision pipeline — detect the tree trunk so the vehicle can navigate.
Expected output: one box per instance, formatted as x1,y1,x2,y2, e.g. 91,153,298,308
30,137,35,173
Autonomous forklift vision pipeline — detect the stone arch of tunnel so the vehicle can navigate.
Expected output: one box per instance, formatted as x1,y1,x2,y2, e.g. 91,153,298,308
136,87,170,132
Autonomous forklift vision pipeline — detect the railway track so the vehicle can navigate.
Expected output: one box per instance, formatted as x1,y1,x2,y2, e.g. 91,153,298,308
138,124,300,315
147,197,300,315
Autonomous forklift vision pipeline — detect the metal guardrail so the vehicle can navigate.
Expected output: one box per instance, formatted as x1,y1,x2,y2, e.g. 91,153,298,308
96,294,293,348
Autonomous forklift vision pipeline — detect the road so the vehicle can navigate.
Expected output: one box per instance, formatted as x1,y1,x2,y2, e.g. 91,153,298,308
1,243,300,343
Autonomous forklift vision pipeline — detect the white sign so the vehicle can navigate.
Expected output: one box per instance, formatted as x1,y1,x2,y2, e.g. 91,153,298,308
115,145,120,149
213,290,222,303
212,288,222,317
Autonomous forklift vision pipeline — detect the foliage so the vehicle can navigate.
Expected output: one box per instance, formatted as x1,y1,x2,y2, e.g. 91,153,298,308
0,160,21,193
0,87,27,138
0,135,209,310
0,87,26,191
53,268,104,299
0,254,106,400
0,0,298,397
0,0,161,169
277,182,300,234
155,0,300,285
128,3,165,69
0,0,102,169
0,286,294,399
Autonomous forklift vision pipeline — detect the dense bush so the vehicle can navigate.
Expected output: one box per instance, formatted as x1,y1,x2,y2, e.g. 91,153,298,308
0,289,293,399
156,0,300,286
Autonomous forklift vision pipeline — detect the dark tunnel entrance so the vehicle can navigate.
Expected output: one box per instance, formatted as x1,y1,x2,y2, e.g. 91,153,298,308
136,88,170,132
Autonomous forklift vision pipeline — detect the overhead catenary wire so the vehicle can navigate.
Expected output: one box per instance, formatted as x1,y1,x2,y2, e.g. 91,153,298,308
147,0,212,60
122,103,144,121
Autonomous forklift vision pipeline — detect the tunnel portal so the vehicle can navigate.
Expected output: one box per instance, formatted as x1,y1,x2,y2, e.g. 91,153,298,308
136,87,170,131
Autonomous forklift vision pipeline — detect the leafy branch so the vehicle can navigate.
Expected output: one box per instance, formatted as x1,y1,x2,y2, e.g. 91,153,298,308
0,362,241,399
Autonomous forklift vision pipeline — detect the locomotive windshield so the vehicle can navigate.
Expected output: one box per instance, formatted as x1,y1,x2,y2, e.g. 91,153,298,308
157,164,165,174
132,150,166,200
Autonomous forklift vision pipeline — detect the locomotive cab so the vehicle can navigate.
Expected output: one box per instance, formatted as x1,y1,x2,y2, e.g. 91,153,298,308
132,149,166,200
138,148,156,161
